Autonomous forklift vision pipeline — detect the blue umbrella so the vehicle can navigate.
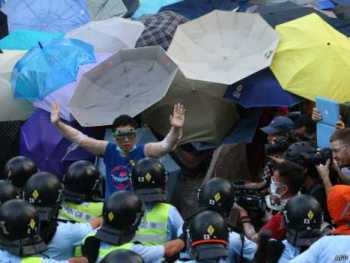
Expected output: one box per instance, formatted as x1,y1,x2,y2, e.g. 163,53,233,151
132,0,181,18
0,29,63,50
2,0,90,33
224,69,300,108
159,0,238,20
12,38,96,100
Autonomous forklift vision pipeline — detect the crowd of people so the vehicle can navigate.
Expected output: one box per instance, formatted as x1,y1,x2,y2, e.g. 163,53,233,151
0,100,350,263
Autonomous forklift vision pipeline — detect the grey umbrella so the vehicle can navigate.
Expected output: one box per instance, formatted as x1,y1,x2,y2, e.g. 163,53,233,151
69,46,178,127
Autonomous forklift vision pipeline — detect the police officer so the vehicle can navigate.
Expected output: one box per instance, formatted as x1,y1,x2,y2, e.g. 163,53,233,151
0,180,19,204
100,250,144,263
24,172,95,260
195,178,257,263
82,191,184,263
59,161,103,223
0,199,49,261
278,194,323,263
179,210,230,262
131,158,183,245
3,155,37,188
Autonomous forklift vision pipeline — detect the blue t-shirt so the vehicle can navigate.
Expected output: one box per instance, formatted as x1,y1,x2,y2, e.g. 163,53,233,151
290,235,350,263
103,143,145,198
41,221,92,260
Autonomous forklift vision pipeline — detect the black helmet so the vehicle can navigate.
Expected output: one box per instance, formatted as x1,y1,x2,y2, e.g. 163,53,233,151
101,250,144,263
23,172,62,221
283,194,323,247
197,178,235,216
3,156,37,188
63,160,100,203
96,191,144,245
0,180,19,205
0,199,46,256
131,158,166,202
187,210,229,261
283,141,316,167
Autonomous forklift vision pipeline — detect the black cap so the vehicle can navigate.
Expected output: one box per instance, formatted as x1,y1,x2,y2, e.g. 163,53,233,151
261,116,294,135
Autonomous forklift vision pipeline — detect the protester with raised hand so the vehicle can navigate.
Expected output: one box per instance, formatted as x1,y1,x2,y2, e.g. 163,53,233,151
51,102,185,198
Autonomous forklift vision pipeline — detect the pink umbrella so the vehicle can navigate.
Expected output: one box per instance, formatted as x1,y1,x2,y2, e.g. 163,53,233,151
34,52,112,121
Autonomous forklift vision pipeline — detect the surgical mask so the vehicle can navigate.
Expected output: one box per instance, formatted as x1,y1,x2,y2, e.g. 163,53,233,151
341,166,350,177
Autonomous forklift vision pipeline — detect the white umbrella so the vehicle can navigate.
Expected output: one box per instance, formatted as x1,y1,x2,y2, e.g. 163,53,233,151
86,0,127,20
69,46,178,127
66,17,145,53
0,50,33,121
167,10,279,85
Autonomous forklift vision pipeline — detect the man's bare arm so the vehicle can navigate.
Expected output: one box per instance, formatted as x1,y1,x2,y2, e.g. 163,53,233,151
51,102,108,156
144,103,185,158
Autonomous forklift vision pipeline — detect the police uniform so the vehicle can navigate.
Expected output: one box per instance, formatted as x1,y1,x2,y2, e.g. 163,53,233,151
134,203,183,245
290,236,350,263
0,250,68,263
58,201,103,223
278,240,300,263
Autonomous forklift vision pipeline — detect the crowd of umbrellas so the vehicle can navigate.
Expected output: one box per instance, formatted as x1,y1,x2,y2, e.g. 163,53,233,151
1,0,350,176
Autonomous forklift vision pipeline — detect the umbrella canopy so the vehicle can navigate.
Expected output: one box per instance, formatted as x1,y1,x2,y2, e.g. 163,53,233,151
86,0,127,20
0,10,8,40
122,0,140,17
132,0,181,18
224,69,300,108
271,13,350,102
0,50,33,121
12,38,96,100
136,11,188,50
167,11,279,85
2,0,90,33
69,46,178,127
142,73,239,145
66,17,144,53
20,109,103,179
255,1,350,36
0,30,63,50
34,53,112,122
159,0,238,20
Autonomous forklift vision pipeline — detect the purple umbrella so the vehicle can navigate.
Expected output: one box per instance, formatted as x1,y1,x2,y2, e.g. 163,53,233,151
20,109,104,179
224,69,300,108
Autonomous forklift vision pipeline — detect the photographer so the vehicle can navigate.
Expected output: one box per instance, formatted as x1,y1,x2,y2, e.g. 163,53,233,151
237,161,304,242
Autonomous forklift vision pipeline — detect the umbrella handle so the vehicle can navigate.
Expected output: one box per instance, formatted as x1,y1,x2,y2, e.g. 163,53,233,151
38,41,44,49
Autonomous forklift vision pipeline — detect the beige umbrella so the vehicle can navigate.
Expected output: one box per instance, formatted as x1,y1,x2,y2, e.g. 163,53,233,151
142,73,239,145
167,10,279,85
69,46,178,127
0,50,33,121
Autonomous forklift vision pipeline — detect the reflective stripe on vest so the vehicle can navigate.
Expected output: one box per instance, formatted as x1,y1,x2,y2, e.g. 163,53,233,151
21,257,42,263
58,201,103,223
134,203,171,245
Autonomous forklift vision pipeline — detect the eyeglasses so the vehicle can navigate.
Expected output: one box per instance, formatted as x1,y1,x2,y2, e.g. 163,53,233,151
112,128,136,139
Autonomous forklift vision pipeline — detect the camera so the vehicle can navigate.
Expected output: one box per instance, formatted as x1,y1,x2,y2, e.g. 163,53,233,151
265,137,290,156
310,148,332,166
232,181,267,213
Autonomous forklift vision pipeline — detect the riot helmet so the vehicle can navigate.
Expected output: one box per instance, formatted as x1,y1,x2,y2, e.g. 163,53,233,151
131,158,166,202
187,210,229,261
283,194,323,247
197,178,235,216
283,141,316,167
0,180,19,205
3,156,37,188
100,250,144,263
96,191,144,245
23,172,62,221
0,199,46,256
63,160,100,203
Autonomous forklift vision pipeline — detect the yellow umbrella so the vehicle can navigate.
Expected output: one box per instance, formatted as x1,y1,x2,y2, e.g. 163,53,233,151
270,13,350,103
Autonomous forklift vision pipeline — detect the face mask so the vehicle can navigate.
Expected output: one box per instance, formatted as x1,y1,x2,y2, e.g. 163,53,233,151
341,166,350,177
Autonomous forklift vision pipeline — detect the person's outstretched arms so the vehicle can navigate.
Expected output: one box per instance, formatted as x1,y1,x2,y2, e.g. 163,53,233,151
51,102,108,156
144,103,185,158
